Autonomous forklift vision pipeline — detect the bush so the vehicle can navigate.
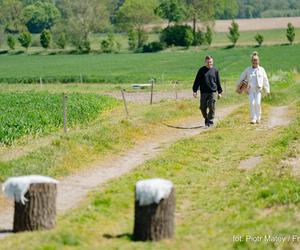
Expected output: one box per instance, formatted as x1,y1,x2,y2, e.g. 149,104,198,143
128,29,137,50
193,30,205,46
205,26,213,46
78,40,91,53
55,32,67,49
228,20,240,46
142,41,164,53
18,31,32,50
7,35,16,50
40,29,51,49
101,33,119,53
254,33,264,46
286,22,295,45
101,40,111,53
160,25,193,47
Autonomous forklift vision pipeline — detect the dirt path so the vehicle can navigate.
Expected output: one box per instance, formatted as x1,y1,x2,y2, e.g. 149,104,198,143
0,89,192,163
267,106,292,128
0,104,239,235
0,105,294,237
238,105,294,172
107,89,191,104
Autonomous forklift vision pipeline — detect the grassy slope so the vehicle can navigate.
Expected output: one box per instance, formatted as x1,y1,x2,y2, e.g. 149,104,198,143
0,44,300,83
0,79,299,250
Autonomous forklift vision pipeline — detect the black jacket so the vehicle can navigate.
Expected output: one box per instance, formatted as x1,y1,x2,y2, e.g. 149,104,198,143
192,66,223,94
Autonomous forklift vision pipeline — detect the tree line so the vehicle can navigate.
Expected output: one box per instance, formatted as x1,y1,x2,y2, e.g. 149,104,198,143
0,0,298,53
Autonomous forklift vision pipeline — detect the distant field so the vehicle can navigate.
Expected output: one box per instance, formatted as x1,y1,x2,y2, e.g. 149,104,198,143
1,27,299,52
146,16,300,32
0,44,299,83
212,28,300,46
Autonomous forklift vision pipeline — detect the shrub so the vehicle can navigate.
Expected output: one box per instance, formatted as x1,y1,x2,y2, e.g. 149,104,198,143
228,20,240,46
254,33,264,46
78,40,90,53
40,29,51,49
142,41,164,53
128,29,137,50
18,31,32,50
193,30,205,46
101,40,111,53
286,22,295,45
55,32,67,49
7,35,16,50
205,26,213,46
160,25,193,47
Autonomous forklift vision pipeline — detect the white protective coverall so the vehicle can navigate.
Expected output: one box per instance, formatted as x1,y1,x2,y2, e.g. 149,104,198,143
239,66,270,122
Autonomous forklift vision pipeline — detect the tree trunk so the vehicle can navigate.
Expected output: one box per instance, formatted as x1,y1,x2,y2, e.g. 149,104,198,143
13,183,57,232
133,188,175,241
193,14,197,45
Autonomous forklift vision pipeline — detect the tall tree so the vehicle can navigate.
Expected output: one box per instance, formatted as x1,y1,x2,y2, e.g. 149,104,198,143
116,0,158,48
214,0,238,19
0,0,24,33
57,0,109,51
184,0,215,45
22,1,61,33
154,0,186,25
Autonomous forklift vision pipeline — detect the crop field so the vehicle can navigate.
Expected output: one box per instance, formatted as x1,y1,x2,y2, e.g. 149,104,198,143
0,92,118,145
0,44,300,84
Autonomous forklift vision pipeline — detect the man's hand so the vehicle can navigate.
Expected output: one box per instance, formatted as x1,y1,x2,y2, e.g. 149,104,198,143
193,92,197,98
218,93,222,99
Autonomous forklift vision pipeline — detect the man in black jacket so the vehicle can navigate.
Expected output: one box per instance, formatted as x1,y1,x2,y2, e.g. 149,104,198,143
192,55,223,127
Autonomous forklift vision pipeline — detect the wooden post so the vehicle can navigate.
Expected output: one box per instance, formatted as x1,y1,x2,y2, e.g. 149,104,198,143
174,80,178,100
62,93,67,133
133,179,175,241
150,79,154,105
13,183,57,232
39,77,43,88
121,89,129,117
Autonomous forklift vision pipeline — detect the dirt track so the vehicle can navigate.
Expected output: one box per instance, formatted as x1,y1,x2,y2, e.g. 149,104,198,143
0,104,240,236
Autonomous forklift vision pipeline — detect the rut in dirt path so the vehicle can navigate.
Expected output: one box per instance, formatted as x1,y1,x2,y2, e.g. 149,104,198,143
0,105,239,235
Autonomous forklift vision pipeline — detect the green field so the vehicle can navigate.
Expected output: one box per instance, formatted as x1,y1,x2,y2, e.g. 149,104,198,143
0,44,300,83
0,92,118,145
212,28,300,46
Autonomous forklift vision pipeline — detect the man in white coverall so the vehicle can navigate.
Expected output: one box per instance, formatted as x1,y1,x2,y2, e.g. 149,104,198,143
239,52,270,124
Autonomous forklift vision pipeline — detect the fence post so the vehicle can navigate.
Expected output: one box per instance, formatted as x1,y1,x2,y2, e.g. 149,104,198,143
62,93,68,133
39,77,43,88
150,79,154,105
121,89,129,118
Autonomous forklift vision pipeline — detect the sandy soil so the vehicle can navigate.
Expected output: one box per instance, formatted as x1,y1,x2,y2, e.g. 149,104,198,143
267,106,291,128
146,17,300,32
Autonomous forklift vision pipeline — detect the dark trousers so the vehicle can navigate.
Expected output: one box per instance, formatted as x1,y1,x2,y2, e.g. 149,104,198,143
200,92,216,122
